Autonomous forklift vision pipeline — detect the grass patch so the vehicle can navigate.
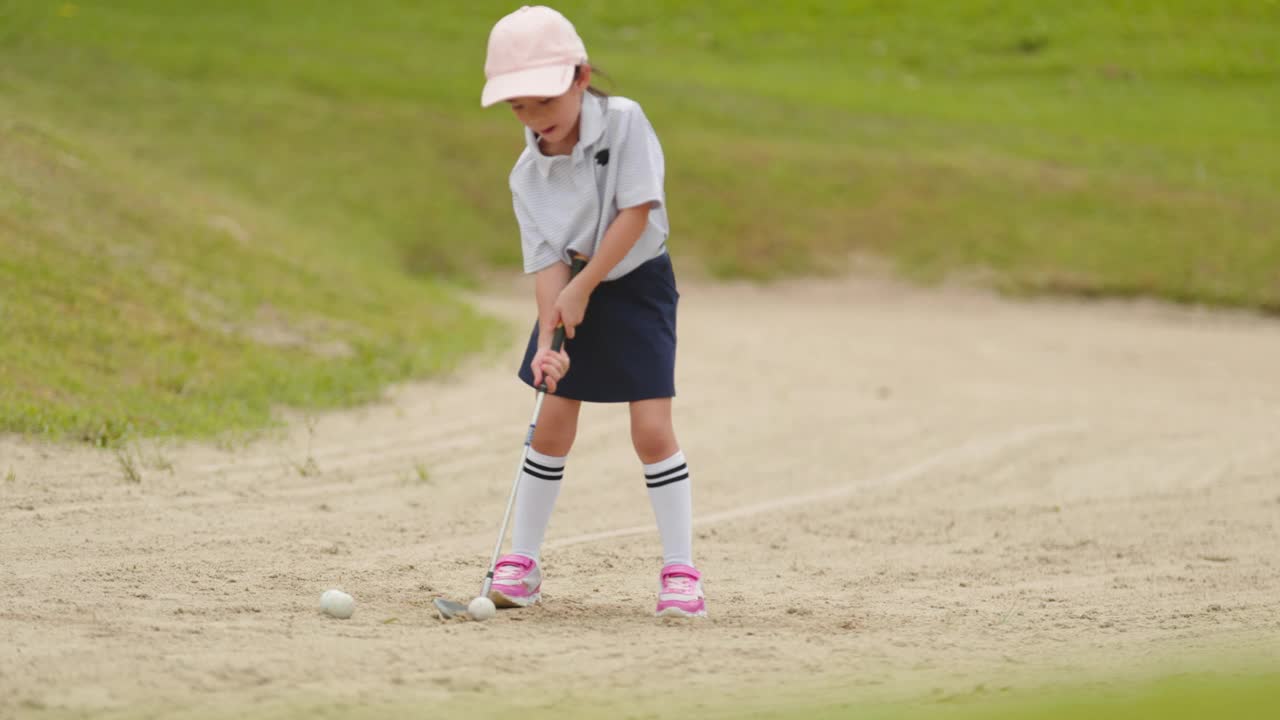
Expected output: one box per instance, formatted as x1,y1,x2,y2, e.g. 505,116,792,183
1,1,1277,440
21,669,1279,719
754,671,1280,720
0,93,500,443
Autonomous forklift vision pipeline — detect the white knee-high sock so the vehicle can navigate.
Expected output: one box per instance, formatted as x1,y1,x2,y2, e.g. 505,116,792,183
644,450,693,567
510,448,565,562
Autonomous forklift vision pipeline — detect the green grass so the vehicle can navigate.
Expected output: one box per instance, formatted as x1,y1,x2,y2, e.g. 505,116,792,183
2,1,1278,440
754,672,1280,720
23,670,1279,719
0,84,499,444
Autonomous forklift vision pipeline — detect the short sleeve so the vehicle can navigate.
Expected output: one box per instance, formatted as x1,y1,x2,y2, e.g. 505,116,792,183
613,105,666,211
513,192,559,274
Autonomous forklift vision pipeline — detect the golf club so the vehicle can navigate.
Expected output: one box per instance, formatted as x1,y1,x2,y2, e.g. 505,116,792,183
435,251,589,620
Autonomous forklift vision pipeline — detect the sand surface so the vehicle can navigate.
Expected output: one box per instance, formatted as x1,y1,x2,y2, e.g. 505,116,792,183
3,275,1279,718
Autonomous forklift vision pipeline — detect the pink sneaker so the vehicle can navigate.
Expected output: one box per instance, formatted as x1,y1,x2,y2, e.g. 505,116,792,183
489,554,542,608
655,564,706,618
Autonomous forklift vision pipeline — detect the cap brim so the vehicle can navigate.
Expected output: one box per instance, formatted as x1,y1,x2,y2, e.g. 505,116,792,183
481,64,575,107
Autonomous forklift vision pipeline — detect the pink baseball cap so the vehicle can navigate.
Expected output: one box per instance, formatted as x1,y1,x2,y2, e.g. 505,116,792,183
481,5,588,108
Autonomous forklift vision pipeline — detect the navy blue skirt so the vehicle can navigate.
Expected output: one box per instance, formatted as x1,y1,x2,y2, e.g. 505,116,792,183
517,253,679,403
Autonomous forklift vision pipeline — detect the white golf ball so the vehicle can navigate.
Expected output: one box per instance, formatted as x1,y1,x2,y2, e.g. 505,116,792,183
468,596,496,621
320,589,355,619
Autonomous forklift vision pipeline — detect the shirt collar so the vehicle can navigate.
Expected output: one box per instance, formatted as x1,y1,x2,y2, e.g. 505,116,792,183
526,94,607,178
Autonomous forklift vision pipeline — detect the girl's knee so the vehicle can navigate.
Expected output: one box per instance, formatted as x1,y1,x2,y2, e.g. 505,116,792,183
532,400,580,457
631,421,677,463
532,421,576,456
629,399,676,462
532,435,575,457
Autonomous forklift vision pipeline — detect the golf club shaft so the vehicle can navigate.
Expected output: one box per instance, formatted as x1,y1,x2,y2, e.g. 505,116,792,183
481,389,548,599
479,252,588,600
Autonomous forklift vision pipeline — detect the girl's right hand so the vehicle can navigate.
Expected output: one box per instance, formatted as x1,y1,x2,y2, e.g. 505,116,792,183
530,346,570,393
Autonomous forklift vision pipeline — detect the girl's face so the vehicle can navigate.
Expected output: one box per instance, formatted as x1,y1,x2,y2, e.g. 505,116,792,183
507,66,591,150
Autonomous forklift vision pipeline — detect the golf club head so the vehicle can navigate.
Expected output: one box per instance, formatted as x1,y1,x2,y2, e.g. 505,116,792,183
433,597,469,620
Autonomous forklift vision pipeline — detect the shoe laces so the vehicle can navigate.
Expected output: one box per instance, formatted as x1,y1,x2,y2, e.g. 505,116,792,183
663,574,696,594
494,562,525,580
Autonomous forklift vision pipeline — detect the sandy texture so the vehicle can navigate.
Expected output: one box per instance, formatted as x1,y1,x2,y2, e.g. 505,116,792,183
3,275,1279,718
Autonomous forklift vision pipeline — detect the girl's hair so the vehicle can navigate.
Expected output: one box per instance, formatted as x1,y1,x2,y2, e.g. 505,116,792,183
575,64,611,98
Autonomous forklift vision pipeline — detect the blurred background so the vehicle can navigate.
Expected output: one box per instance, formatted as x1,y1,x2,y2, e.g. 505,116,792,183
2,5,1279,718
1,0,1277,442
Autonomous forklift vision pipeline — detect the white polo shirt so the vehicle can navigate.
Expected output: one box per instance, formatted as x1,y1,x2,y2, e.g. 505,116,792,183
509,94,669,281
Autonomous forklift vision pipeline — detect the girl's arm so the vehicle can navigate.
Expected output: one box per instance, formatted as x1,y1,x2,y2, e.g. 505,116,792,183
555,202,653,337
535,261,572,348
530,262,572,392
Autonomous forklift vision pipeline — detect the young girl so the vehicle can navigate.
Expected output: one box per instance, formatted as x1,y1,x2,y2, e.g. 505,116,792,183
480,5,704,618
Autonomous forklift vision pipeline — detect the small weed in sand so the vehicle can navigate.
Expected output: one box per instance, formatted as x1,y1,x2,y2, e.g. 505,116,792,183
115,448,143,484
291,416,322,477
146,451,175,474
293,456,321,478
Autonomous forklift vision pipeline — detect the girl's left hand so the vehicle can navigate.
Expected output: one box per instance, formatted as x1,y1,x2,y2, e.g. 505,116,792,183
554,279,591,339
531,346,570,393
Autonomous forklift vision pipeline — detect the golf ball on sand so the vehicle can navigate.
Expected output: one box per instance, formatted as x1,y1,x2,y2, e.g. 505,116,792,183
320,589,355,619
468,596,496,621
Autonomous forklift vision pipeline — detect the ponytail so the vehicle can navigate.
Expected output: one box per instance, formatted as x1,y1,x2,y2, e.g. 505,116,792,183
575,64,611,98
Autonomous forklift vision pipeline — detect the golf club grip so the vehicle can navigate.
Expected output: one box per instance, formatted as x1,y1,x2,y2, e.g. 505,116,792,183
549,326,567,354
541,253,589,387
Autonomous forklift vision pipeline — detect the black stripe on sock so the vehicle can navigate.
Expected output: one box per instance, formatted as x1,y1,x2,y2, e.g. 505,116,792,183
525,458,566,474
523,466,563,481
644,462,687,481
646,472,689,489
